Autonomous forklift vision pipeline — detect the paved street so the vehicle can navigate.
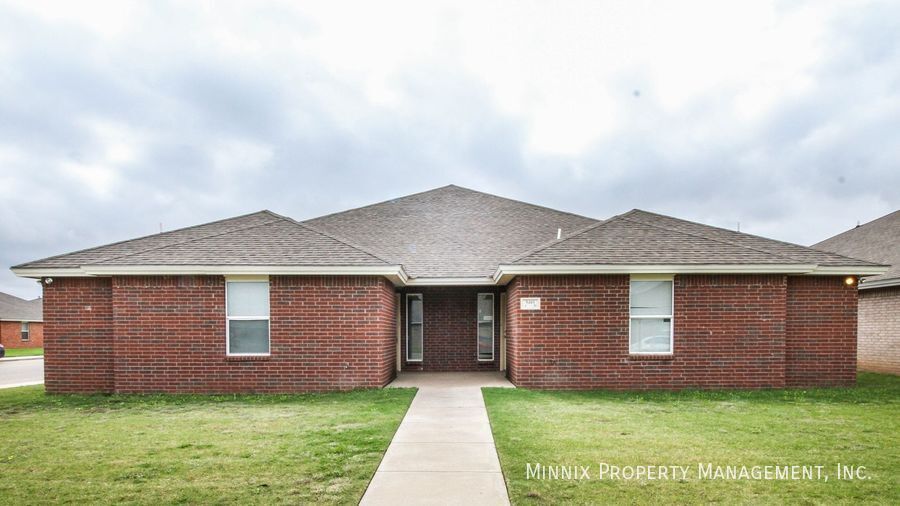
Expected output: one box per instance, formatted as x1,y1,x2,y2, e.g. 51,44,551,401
0,358,44,388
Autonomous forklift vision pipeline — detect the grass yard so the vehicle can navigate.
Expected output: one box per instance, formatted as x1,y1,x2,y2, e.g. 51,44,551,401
0,386,415,504
484,373,900,505
2,347,43,358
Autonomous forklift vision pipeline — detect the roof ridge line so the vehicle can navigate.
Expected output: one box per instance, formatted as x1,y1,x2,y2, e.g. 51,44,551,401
446,184,600,223
267,211,395,266
301,185,457,224
304,184,600,225
631,209,882,266
13,210,281,269
84,217,286,266
618,213,810,264
508,214,626,263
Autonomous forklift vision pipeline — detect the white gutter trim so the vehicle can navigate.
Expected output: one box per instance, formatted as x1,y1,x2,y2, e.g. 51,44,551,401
493,264,819,283
804,266,890,276
405,277,496,286
10,267,86,278
492,263,888,284
13,265,410,286
859,277,900,290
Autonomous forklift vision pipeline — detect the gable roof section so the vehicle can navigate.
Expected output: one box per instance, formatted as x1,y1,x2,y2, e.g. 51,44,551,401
304,185,599,279
623,210,876,267
502,209,885,278
813,210,900,288
14,211,282,270
0,292,42,322
13,211,402,280
11,188,887,285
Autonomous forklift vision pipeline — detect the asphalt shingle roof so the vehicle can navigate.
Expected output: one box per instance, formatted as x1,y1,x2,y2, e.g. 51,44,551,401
622,210,875,267
12,186,883,280
15,211,388,270
305,185,599,278
0,292,42,322
813,210,900,286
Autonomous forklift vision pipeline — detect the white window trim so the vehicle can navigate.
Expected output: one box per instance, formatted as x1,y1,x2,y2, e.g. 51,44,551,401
477,293,495,362
225,277,271,357
21,321,30,342
406,293,423,362
628,276,674,355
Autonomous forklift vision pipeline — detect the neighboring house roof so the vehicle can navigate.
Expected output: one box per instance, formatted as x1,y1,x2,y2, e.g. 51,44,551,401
0,292,42,322
305,185,598,279
813,210,900,289
11,185,887,285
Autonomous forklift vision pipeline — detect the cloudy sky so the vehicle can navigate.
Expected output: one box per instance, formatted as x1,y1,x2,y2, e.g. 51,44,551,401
1,0,898,298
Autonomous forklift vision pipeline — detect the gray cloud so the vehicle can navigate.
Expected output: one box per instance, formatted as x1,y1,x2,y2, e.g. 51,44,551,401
1,1,898,298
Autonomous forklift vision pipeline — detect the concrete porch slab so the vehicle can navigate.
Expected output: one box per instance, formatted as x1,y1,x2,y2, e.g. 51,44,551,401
387,371,515,389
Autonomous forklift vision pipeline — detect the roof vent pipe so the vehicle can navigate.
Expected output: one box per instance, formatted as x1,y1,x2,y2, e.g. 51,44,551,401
557,228,562,240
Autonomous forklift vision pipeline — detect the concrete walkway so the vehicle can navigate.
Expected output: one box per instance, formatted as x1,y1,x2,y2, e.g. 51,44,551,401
361,372,514,506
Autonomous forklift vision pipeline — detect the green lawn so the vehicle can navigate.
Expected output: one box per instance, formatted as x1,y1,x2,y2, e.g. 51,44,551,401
484,373,900,505
0,386,415,504
2,347,43,357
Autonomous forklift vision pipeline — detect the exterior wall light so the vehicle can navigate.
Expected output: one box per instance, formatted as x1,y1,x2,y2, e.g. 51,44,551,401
844,276,857,286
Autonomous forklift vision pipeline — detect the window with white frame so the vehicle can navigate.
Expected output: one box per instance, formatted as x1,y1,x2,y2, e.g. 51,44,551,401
407,294,423,362
629,278,673,354
20,322,29,342
477,293,494,361
226,279,270,355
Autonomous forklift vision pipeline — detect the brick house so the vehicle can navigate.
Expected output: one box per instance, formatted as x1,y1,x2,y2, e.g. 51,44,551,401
814,210,900,375
0,292,44,349
11,185,886,393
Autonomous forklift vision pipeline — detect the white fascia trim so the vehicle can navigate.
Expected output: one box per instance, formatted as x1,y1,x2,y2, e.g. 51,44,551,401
14,265,410,285
803,266,890,276
405,277,496,286
11,267,86,278
859,277,900,290
493,264,820,283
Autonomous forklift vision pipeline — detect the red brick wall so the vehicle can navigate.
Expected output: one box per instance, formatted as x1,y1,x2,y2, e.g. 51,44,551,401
785,276,858,386
857,286,900,374
507,274,808,390
42,278,114,393
0,321,43,348
399,286,501,372
42,275,396,394
110,275,397,393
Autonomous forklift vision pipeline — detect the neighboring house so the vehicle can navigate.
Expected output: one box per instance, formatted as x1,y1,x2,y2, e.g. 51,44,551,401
0,292,43,349
11,185,886,393
814,210,900,375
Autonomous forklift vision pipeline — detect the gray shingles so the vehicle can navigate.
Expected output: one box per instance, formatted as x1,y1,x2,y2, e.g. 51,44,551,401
94,218,388,266
12,187,883,278
14,211,388,270
14,211,282,269
0,292,42,322
513,214,807,265
304,185,599,278
813,210,900,285
512,210,884,268
622,210,879,267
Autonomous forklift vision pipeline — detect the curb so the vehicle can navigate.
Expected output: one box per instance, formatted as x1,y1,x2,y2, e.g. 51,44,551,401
0,356,44,362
